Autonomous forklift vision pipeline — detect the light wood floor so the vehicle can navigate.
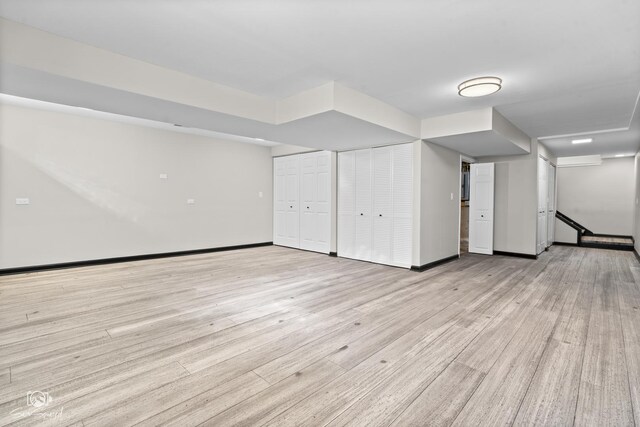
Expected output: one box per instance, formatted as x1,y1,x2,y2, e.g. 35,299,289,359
0,245,638,426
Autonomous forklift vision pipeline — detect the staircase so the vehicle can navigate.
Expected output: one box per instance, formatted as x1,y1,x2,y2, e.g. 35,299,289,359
555,211,634,251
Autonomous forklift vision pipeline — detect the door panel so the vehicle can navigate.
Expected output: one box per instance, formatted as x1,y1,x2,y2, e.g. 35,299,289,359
286,156,300,247
372,147,393,264
537,157,548,254
469,163,494,255
299,151,331,253
547,163,556,245
338,143,413,268
392,217,412,267
354,149,373,261
338,151,356,259
273,157,287,246
391,144,413,267
315,161,331,249
300,154,318,250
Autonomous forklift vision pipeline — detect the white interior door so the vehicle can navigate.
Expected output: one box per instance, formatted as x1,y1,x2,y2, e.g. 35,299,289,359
547,163,556,246
284,155,300,248
337,151,356,259
391,144,413,267
537,156,548,254
354,149,373,261
469,163,495,255
273,157,287,246
300,151,331,253
372,146,393,265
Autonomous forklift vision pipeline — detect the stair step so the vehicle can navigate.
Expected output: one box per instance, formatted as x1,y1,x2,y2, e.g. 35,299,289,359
580,235,634,251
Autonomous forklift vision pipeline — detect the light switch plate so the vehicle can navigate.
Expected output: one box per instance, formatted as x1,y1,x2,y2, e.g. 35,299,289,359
258,191,263,198
16,198,30,205
159,173,168,179
187,198,195,205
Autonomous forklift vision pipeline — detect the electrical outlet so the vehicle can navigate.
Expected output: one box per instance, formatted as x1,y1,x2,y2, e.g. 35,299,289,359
450,193,454,200
258,191,263,198
187,199,195,205
15,198,30,205
159,173,168,179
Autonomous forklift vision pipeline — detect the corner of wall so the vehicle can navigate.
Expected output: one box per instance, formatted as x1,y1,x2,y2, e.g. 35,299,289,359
418,141,461,266
412,140,423,267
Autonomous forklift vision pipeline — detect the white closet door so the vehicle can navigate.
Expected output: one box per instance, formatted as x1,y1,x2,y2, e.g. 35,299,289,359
300,153,318,251
547,163,556,245
469,163,495,255
372,146,393,265
354,149,373,261
300,151,331,253
315,152,331,252
273,157,287,246
391,144,413,267
537,157,548,254
284,155,301,248
338,151,356,259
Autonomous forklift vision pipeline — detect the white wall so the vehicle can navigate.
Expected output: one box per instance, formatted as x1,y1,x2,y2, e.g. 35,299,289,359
0,103,273,269
270,143,316,157
555,219,579,244
556,157,635,236
419,141,461,265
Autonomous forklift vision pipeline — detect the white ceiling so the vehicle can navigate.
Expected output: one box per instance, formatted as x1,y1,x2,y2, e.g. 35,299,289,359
429,131,529,158
1,0,639,155
540,100,640,158
0,93,281,147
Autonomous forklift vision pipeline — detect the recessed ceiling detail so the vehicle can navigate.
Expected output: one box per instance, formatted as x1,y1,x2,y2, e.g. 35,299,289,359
421,108,530,157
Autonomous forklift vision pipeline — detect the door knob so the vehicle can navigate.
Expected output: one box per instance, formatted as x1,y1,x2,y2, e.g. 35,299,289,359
290,205,293,208
379,214,382,217
307,206,310,209
360,213,363,216
481,215,484,218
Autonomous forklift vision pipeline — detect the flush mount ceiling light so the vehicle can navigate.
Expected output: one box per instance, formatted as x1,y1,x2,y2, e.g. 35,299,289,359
458,77,502,97
571,138,593,144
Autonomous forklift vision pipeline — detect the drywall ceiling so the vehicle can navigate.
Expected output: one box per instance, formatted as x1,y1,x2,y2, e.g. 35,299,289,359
428,131,528,158
540,103,640,158
0,93,280,147
0,63,411,151
1,0,639,155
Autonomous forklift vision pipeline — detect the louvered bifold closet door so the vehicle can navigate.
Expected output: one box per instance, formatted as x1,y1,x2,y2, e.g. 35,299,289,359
338,151,356,259
391,144,413,268
300,151,331,253
338,143,413,268
372,146,393,265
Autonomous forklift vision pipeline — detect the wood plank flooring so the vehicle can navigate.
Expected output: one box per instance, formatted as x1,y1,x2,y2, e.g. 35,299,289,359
0,245,638,426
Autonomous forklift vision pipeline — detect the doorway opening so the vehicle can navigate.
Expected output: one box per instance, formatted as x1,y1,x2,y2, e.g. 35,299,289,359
460,161,471,254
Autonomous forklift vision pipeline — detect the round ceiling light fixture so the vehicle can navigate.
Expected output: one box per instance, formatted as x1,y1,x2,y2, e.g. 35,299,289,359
458,76,502,97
